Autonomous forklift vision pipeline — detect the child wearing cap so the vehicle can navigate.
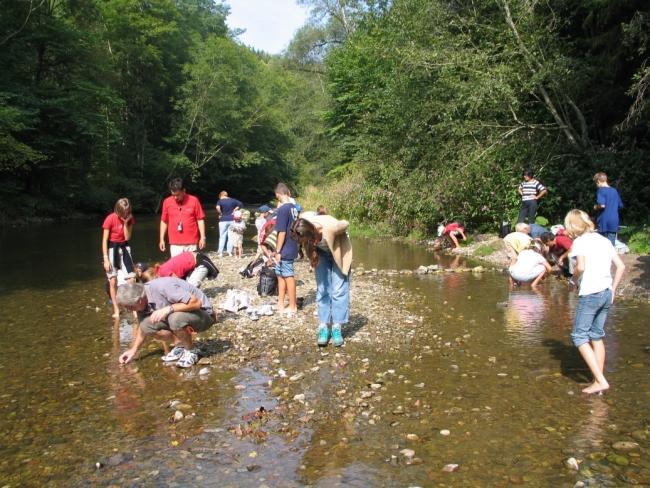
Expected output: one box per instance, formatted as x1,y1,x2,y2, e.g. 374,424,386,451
228,210,246,258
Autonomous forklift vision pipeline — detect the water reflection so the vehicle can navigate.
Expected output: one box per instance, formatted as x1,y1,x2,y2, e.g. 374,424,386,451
504,290,547,346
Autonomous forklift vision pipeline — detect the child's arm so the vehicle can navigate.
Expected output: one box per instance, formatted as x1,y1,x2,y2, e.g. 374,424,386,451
102,228,111,272
123,215,133,241
611,253,626,302
459,229,467,240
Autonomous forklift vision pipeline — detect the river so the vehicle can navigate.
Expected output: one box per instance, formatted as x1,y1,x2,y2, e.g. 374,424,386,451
0,217,648,486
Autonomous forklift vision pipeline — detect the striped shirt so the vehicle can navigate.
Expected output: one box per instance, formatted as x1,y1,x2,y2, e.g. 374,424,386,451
519,179,546,201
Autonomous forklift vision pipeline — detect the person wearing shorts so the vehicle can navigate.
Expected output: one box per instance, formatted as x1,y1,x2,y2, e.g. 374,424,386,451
565,209,625,395
116,278,216,368
273,183,299,316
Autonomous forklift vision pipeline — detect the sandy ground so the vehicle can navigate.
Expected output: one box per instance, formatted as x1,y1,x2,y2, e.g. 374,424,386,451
429,234,650,301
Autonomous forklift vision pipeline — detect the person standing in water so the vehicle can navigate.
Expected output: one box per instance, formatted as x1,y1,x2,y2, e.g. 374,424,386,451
102,198,135,318
565,209,625,395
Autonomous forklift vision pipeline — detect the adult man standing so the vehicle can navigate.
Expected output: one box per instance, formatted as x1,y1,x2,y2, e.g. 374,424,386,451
593,172,623,246
160,177,206,255
517,169,547,224
273,183,299,316
116,278,215,368
160,178,208,284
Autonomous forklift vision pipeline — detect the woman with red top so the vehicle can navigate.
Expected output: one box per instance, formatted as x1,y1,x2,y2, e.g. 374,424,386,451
102,198,135,318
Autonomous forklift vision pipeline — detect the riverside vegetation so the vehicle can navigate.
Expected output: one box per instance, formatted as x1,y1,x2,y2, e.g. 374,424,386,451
1,0,649,245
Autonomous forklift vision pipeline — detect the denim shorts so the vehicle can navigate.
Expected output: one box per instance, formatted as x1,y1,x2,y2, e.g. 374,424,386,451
571,288,612,347
275,259,295,278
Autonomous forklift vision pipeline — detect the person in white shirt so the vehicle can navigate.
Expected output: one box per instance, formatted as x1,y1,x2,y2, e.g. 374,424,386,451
508,239,552,288
565,209,625,395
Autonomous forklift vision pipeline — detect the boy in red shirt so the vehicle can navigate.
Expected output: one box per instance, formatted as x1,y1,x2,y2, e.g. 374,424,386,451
540,231,573,275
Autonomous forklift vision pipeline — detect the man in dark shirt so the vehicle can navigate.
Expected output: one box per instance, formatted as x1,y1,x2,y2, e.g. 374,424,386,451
273,183,299,316
216,190,243,257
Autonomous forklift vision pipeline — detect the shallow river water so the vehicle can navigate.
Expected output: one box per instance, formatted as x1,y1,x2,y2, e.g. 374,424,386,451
0,217,649,487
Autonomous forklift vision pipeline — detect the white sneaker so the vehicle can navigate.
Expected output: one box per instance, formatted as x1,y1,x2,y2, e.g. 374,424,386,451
162,346,185,362
176,349,198,368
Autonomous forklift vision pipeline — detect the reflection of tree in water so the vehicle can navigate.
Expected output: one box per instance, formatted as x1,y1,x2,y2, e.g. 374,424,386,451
504,290,547,345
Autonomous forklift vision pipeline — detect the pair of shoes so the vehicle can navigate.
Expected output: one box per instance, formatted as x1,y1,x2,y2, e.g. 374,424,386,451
162,346,185,362
176,349,199,368
331,324,344,347
317,325,329,346
258,304,274,316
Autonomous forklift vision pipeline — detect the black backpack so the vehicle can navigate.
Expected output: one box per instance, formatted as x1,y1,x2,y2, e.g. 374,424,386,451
257,265,278,296
240,256,265,279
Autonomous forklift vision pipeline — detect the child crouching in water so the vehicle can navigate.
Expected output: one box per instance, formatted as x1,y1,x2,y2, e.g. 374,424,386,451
565,209,625,395
508,239,552,289
228,211,246,258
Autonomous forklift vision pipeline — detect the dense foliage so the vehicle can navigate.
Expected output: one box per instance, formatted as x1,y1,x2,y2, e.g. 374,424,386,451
0,0,304,219
2,0,648,236
304,0,650,233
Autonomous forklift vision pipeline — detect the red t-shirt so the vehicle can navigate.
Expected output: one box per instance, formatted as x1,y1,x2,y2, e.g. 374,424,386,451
157,251,195,278
161,194,205,245
553,235,573,253
444,223,463,235
102,212,135,243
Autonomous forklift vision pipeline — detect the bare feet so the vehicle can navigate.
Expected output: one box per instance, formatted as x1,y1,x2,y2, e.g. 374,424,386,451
112,309,120,319
582,381,609,395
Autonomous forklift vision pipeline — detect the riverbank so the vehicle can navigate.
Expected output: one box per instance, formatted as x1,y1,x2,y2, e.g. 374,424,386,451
426,233,650,301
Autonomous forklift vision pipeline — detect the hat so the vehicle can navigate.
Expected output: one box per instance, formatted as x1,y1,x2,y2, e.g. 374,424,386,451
257,204,271,213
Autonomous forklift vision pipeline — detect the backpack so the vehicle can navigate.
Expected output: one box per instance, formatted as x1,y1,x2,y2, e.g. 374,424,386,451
257,265,278,296
239,256,265,279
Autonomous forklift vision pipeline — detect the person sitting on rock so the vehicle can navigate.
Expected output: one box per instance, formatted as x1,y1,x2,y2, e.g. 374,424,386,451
116,278,216,368
503,223,532,265
508,239,552,289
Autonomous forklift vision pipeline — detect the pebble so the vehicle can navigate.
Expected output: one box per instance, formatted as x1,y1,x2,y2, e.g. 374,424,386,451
198,367,209,375
173,410,184,422
606,453,629,466
406,434,419,441
442,463,459,472
400,448,415,459
612,441,639,451
293,393,305,402
289,373,304,382
440,429,450,436
565,457,580,470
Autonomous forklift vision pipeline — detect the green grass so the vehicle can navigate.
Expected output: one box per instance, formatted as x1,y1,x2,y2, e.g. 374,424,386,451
620,225,650,255
473,242,499,257
349,222,392,238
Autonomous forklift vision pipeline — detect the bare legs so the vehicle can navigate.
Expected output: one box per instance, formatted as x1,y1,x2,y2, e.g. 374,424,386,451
277,276,297,314
530,269,547,289
578,340,609,394
108,277,120,318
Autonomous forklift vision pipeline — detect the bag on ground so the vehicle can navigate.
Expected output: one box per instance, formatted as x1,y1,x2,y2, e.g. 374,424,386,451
257,266,277,296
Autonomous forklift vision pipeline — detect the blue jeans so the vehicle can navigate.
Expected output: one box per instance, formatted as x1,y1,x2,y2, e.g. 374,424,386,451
316,250,350,325
571,289,611,347
599,231,616,246
218,221,233,254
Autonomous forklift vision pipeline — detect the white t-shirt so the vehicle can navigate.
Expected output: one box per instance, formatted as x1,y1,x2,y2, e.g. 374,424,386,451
569,232,615,296
509,249,547,275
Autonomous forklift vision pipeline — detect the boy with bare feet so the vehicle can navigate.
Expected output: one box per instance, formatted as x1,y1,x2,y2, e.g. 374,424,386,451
565,209,625,395
273,183,299,316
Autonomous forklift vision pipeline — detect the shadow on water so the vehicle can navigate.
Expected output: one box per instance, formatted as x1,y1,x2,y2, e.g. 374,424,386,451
542,338,592,383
